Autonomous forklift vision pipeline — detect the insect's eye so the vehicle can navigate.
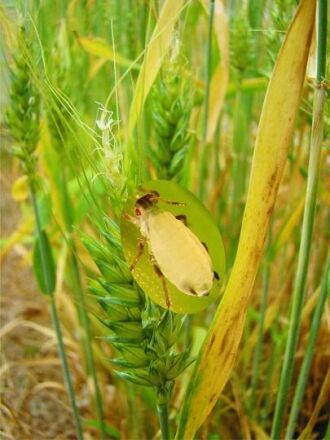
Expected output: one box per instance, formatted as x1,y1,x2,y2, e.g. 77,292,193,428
135,207,142,216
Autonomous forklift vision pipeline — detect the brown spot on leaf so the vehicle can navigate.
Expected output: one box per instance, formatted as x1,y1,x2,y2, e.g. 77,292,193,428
267,169,278,197
219,327,231,354
267,205,274,217
206,334,216,356
210,334,216,348
209,393,217,404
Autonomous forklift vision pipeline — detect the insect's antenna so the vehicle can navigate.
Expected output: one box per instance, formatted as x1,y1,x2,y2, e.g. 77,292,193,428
159,198,185,206
137,186,159,196
136,186,185,205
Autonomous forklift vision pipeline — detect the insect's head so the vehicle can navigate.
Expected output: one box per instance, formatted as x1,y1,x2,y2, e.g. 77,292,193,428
134,186,185,217
134,190,160,216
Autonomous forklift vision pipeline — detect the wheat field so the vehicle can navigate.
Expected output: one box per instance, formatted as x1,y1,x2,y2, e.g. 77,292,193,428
0,0,329,439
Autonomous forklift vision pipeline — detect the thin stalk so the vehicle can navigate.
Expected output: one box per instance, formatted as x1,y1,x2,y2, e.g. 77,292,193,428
260,337,279,429
199,0,215,200
139,0,148,51
241,311,253,379
249,245,271,416
60,172,106,440
134,3,153,184
229,89,249,265
229,0,239,18
60,0,66,17
69,247,107,440
316,0,327,82
31,190,84,439
285,251,330,439
248,0,265,30
315,211,330,282
127,384,139,440
202,0,215,143
49,297,84,440
157,401,171,440
271,3,327,433
248,0,266,73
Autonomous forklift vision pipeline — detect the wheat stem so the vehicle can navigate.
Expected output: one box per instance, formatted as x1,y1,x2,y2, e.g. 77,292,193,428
199,0,215,200
60,171,107,440
157,401,171,440
249,228,272,416
316,0,327,82
31,190,84,439
202,0,215,143
49,297,84,439
285,251,330,439
271,7,326,433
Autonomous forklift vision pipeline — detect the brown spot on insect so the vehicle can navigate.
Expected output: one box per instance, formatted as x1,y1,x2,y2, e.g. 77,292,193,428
175,214,188,225
187,287,199,296
201,241,209,252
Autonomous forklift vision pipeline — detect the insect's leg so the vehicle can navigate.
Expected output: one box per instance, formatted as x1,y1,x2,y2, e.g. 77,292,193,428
214,271,220,281
188,287,198,296
175,214,188,226
130,237,146,271
153,264,171,309
123,212,139,226
190,286,210,296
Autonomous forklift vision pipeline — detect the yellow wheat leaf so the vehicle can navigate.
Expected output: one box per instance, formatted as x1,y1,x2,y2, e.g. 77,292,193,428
176,1,316,438
298,368,330,440
77,36,140,70
251,422,271,440
68,0,79,18
207,63,229,141
0,217,34,263
11,175,29,201
128,0,186,133
88,58,107,79
273,195,305,255
200,0,229,142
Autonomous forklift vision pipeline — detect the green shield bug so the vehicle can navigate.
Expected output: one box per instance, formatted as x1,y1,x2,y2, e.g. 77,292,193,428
121,180,226,314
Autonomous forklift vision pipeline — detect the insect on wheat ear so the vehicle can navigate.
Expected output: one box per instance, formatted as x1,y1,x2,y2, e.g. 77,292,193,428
124,189,219,309
121,180,226,314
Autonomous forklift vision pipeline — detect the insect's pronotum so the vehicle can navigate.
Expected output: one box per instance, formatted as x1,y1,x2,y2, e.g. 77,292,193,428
124,188,220,308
